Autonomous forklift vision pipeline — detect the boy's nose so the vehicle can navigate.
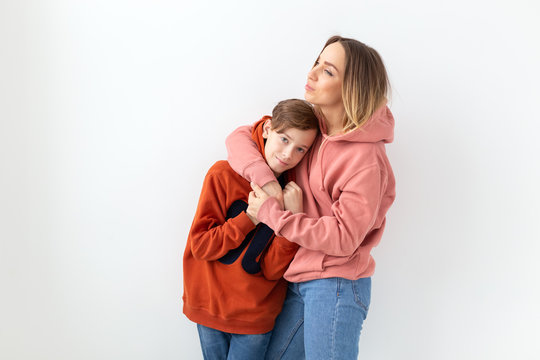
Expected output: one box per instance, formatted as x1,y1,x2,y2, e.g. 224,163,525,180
282,147,293,160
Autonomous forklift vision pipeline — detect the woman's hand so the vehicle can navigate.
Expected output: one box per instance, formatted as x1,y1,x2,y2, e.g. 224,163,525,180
247,182,271,224
283,181,303,214
262,181,284,209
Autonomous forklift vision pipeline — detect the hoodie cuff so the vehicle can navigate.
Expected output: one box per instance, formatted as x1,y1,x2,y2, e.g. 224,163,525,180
232,210,257,235
272,235,300,251
257,197,283,233
243,162,277,188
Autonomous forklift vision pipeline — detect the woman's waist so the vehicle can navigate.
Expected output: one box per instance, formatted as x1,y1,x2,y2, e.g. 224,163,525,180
284,247,375,282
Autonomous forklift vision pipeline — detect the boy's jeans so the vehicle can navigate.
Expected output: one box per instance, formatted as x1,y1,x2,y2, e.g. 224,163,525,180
197,324,272,360
265,277,371,360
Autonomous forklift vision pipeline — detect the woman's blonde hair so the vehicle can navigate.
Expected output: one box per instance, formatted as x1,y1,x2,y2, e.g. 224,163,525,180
317,36,390,132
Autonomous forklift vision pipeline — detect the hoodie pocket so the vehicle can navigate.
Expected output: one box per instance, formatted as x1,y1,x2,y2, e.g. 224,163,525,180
298,249,326,272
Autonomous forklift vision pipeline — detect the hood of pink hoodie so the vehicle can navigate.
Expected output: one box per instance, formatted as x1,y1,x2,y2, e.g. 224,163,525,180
318,104,394,144
315,104,394,191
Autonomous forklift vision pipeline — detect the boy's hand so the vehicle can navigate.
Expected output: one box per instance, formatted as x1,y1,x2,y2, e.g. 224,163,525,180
261,181,284,209
245,207,260,226
247,182,271,223
283,181,303,214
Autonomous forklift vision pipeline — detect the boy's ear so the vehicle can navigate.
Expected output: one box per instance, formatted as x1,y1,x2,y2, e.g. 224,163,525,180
262,119,272,139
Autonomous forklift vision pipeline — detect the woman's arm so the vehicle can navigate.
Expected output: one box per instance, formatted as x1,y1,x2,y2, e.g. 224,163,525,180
226,125,284,205
258,180,303,280
250,165,385,257
226,125,276,187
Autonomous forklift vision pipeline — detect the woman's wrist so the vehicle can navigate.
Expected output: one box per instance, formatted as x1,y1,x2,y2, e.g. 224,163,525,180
261,181,284,209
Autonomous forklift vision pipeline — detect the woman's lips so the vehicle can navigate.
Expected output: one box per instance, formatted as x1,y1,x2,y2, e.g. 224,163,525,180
305,84,314,91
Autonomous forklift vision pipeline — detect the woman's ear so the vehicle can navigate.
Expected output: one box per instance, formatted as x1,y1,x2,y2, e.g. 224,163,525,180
262,119,272,139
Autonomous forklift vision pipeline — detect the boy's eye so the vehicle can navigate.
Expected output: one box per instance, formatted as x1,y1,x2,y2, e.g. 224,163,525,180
281,137,288,143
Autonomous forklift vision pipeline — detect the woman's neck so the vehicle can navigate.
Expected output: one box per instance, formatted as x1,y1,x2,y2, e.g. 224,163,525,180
319,105,346,136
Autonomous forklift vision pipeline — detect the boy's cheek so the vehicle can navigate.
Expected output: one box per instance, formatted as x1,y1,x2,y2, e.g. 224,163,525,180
289,158,302,169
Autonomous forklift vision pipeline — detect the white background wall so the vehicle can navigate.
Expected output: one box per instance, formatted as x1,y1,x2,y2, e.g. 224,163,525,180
1,1,539,359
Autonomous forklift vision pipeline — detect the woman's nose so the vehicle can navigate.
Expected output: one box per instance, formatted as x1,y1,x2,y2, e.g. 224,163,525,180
308,66,317,81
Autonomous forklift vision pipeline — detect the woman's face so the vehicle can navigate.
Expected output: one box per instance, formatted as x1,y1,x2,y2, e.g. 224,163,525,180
304,42,346,110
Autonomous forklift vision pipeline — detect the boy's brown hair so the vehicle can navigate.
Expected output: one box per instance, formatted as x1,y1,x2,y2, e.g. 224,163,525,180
270,99,319,133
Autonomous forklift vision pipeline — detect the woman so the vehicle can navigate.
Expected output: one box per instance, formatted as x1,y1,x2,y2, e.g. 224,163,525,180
226,35,396,360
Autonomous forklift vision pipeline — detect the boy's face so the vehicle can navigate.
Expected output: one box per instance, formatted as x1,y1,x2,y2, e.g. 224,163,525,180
262,120,318,177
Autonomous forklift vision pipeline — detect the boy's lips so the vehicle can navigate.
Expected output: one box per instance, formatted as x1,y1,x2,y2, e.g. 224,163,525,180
276,156,288,166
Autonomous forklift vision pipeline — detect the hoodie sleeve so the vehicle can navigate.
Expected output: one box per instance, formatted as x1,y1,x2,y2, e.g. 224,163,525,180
257,164,385,257
259,236,299,281
225,125,277,187
188,166,257,261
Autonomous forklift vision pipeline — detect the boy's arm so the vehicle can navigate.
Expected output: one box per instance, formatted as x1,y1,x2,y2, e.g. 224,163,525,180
188,166,256,261
259,236,299,281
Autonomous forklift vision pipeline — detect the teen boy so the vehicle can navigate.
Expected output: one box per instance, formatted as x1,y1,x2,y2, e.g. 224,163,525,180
182,99,318,359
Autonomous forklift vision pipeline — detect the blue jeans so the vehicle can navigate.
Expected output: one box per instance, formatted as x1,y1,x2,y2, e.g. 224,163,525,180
197,324,272,360
264,277,371,360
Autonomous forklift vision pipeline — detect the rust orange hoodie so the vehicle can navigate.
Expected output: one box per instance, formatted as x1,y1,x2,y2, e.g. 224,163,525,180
182,117,299,334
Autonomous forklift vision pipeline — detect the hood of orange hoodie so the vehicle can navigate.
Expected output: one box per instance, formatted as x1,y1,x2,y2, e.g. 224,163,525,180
250,116,270,157
250,115,295,184
318,104,394,144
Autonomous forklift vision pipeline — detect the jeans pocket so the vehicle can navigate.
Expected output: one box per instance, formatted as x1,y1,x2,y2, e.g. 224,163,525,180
352,277,371,314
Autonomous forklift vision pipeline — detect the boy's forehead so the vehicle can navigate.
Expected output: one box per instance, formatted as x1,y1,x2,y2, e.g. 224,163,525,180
273,126,311,134
271,125,289,133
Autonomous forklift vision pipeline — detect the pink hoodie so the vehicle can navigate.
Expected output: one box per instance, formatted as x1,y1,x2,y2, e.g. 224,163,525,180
226,105,396,282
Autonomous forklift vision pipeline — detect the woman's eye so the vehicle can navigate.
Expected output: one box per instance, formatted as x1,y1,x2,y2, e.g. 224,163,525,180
324,69,333,76
297,148,305,153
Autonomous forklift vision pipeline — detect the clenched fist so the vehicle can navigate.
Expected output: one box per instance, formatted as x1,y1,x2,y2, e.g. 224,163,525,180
283,181,303,214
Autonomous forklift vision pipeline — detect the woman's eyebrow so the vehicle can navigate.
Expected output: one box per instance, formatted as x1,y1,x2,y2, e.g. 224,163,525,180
323,61,339,73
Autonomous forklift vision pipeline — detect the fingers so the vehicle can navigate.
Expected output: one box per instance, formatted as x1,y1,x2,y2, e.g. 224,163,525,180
261,181,283,198
248,190,256,202
250,182,265,195
282,181,303,214
284,181,302,194
285,181,300,189
246,192,260,225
